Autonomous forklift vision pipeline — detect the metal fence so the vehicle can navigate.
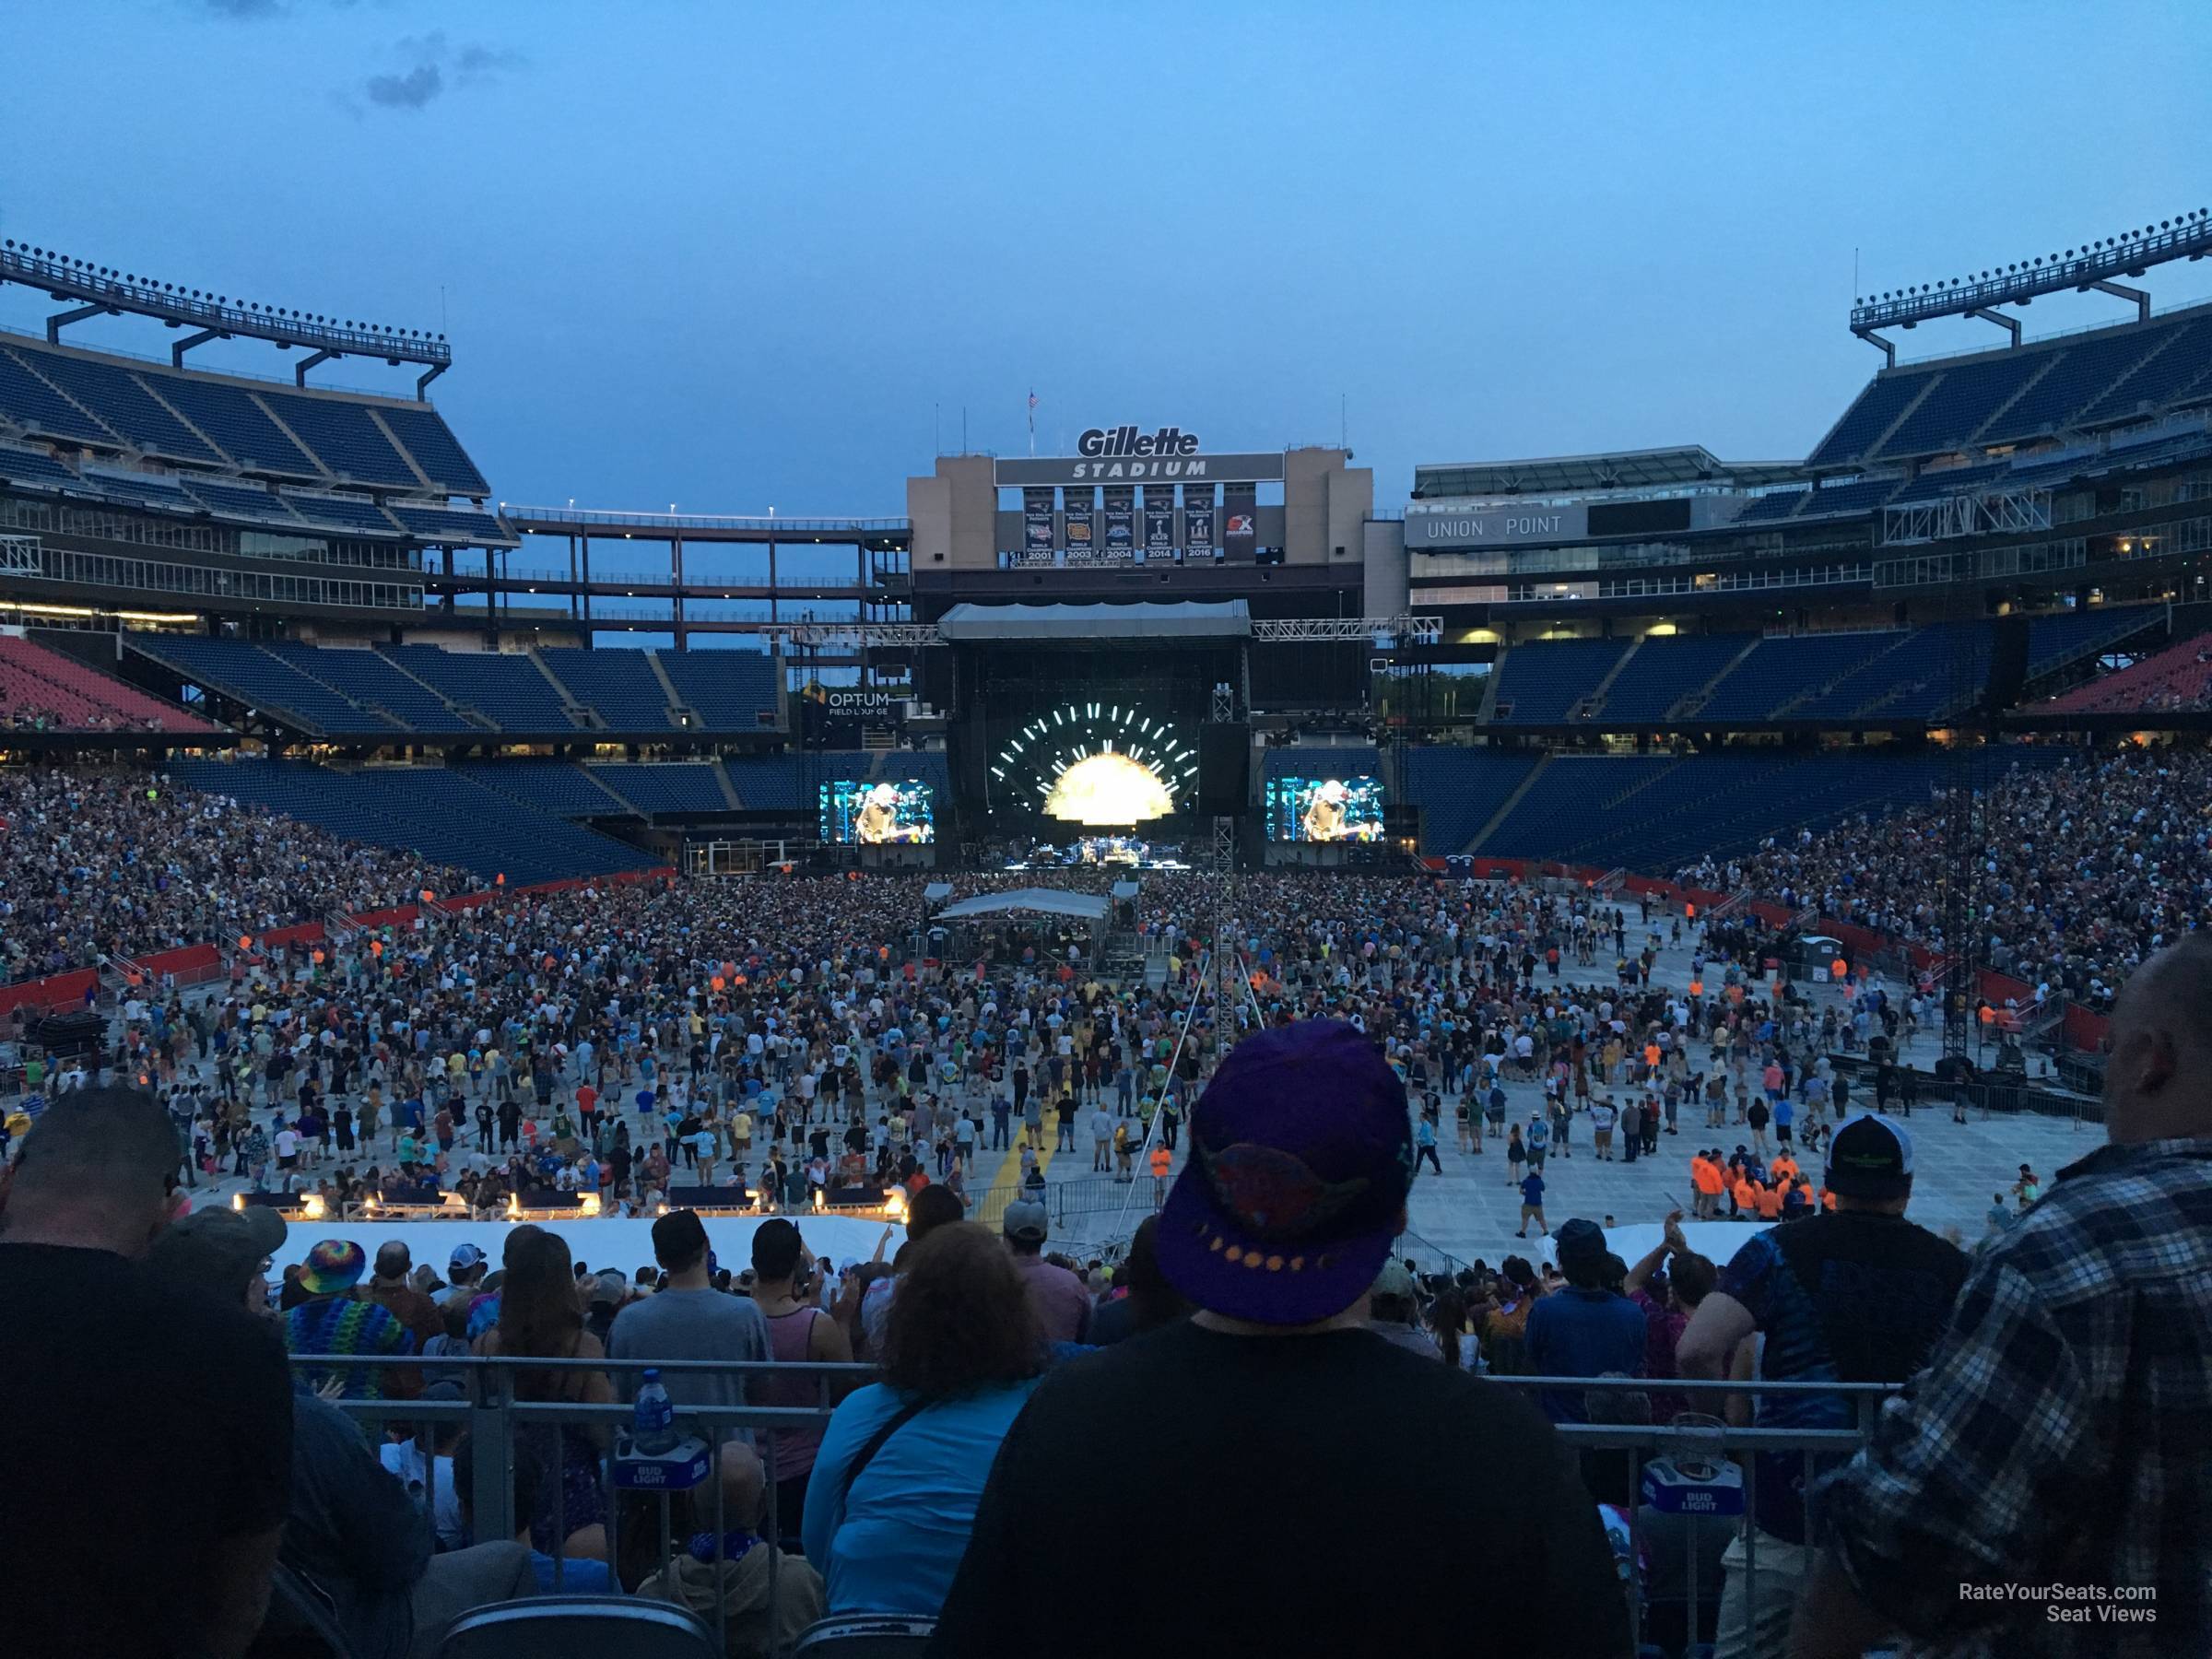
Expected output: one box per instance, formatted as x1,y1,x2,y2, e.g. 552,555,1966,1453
300,1356,1897,1659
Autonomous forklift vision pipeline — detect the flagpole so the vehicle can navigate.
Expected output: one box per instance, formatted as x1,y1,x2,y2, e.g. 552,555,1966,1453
1028,389,1036,456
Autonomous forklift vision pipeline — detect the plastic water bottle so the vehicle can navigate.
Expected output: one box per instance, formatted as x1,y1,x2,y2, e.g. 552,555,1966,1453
632,1368,677,1455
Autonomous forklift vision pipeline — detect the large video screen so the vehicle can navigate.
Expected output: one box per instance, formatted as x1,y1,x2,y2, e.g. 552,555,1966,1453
819,780,935,844
1265,775,1386,842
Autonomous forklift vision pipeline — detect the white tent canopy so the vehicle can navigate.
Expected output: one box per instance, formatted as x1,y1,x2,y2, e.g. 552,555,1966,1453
935,887,1110,923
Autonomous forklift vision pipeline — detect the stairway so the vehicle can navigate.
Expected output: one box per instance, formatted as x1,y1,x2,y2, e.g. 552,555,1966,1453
1576,638,1642,723
1468,754,1549,853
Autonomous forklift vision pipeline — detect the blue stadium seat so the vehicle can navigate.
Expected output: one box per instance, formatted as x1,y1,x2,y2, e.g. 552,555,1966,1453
457,761,637,816
1489,640,1630,724
584,762,730,814
182,477,308,526
1478,756,1680,858
2076,315,2212,427
140,374,323,476
387,502,512,544
255,389,420,487
1792,477,1899,519
373,403,491,496
1875,351,2049,460
1598,635,1754,723
279,490,405,535
1262,745,1381,778
267,645,482,733
720,755,806,810
1732,490,1805,523
655,649,781,732
1885,461,2009,506
0,442,80,491
0,347,118,446
2024,603,2162,677
1977,327,2171,447
134,638,401,735
434,1597,717,1659
1696,633,1898,722
76,466,196,516
1399,748,1542,854
9,347,221,463
1806,372,1925,468
540,648,677,732
379,646,578,733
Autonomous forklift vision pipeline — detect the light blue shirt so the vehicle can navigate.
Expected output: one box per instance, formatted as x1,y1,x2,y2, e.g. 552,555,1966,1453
801,1378,1041,1616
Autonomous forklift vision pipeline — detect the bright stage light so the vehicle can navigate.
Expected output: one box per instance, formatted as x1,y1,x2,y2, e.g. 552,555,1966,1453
1044,751,1173,826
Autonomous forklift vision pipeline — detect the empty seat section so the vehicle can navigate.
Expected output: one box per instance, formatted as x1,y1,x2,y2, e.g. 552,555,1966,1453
0,443,81,490
267,645,478,733
1597,635,1753,722
0,636,218,731
655,650,781,731
1806,372,1927,468
138,638,398,735
2044,629,2212,712
11,347,219,462
280,491,402,535
1488,640,1628,724
1793,477,1898,518
1698,633,1897,721
1875,352,2050,459
1262,745,1381,777
1734,490,1806,523
1478,757,1678,859
2077,317,2212,426
256,391,419,486
0,347,117,445
374,405,490,495
1978,329,2171,446
456,761,635,816
540,648,675,732
379,646,575,732
387,503,510,544
77,468,196,515
1886,462,2009,505
719,756,805,810
182,477,305,524
2025,604,2160,676
149,377,323,476
585,763,726,814
1398,748,1541,854
1789,632,1926,719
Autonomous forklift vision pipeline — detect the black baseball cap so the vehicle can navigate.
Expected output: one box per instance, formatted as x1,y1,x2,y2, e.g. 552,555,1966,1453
652,1208,711,1270
1825,1112,1914,1201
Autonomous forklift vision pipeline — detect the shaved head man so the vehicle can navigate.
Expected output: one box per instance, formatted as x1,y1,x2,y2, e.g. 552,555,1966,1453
1793,935,2212,1658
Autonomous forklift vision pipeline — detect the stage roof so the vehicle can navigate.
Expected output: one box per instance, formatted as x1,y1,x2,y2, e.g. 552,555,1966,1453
935,887,1112,922
935,600,1251,642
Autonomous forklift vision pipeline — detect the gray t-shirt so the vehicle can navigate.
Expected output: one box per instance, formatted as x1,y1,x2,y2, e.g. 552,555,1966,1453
607,1288,771,1428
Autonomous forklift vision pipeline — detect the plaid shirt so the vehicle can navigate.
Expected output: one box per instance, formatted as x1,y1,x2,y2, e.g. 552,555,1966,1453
1811,1136,2212,1656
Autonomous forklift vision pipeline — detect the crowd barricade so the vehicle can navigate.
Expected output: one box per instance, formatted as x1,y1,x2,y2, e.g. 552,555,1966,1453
303,1355,1893,1659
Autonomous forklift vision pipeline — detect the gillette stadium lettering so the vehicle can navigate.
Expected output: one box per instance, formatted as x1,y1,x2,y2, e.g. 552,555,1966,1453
1078,425,1201,458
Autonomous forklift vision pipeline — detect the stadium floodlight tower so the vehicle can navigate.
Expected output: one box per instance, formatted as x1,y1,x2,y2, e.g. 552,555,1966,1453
1849,208,2212,365
0,239,453,394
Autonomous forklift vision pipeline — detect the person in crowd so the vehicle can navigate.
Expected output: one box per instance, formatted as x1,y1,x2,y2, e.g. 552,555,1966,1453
285,1238,416,1400
366,1240,448,1398
471,1227,616,1562
450,1435,614,1595
0,1086,294,1659
1000,1195,1092,1345
1524,1218,1649,1422
747,1217,855,1537
608,1208,771,1435
1085,1213,1191,1346
1366,1258,1441,1358
1621,1210,1716,1422
1793,936,2212,1658
147,1206,536,1659
441,1241,488,1316
804,1221,1046,1616
636,1440,825,1655
929,1020,1632,1657
859,1183,967,1355
1677,1112,1969,1659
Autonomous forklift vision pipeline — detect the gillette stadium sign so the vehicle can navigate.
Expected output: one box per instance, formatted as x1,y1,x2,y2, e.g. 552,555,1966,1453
995,426,1285,487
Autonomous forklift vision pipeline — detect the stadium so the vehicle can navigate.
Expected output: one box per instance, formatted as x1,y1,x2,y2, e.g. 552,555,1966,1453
3,153,2208,1659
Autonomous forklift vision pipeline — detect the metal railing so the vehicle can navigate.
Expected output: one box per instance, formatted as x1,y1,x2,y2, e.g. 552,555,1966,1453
298,1354,1899,1658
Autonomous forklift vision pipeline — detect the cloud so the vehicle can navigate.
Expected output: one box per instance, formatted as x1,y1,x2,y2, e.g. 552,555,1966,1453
204,0,285,14
365,62,441,109
354,31,523,112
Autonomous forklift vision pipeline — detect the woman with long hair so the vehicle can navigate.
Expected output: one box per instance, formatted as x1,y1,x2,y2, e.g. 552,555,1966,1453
472,1228,616,1561
800,1222,1045,1617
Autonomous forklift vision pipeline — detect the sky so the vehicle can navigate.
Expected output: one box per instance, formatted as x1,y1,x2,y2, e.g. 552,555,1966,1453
4,0,2211,538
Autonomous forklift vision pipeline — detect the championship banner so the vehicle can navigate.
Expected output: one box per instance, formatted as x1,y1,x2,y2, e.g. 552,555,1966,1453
1023,488,1054,551
1182,505,1215,552
1064,501,1094,549
1103,503,1135,549
1143,507,1175,551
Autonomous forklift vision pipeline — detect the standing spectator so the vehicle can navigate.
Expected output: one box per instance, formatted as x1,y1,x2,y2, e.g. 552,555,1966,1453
1793,937,2212,1658
929,1020,1630,1657
0,1086,293,1659
1516,1166,1547,1238
1677,1112,1967,1659
1621,1211,1716,1423
1084,1214,1191,1347
285,1239,415,1400
1524,1219,1649,1422
748,1218,855,1538
608,1209,771,1436
366,1241,448,1396
1367,1259,1441,1358
804,1223,1045,1616
1000,1196,1091,1345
